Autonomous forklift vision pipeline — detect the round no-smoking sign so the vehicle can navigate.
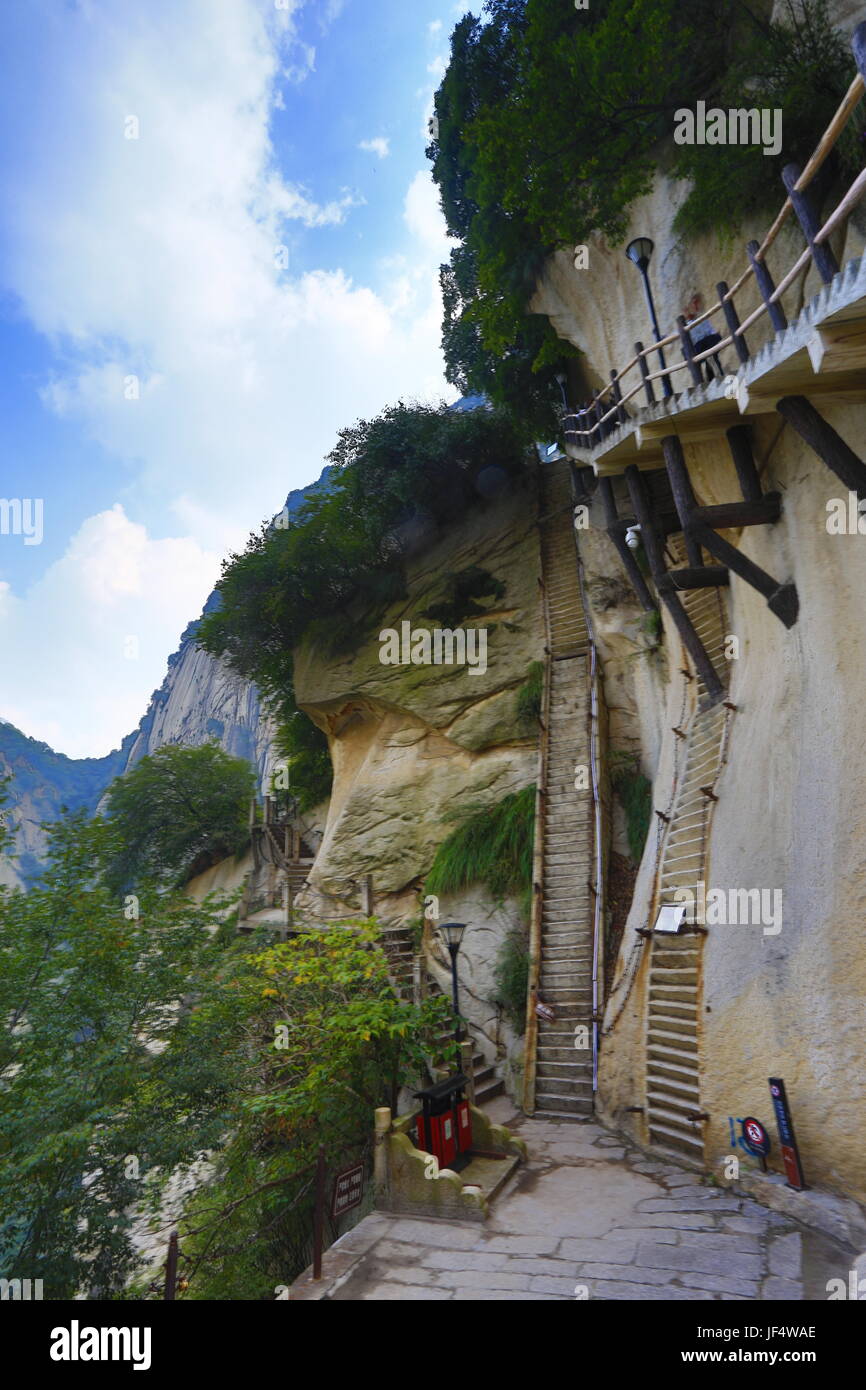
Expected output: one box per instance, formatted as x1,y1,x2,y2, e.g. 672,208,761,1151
741,1116,771,1156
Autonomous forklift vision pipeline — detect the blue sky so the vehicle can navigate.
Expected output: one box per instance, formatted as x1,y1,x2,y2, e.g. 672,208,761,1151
0,0,475,757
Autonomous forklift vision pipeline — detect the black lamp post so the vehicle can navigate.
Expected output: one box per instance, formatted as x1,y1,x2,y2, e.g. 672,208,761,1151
625,237,672,399
438,921,467,1043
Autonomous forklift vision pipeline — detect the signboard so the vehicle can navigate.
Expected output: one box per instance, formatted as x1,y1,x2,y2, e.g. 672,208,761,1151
768,1077,807,1191
331,1163,365,1219
655,902,688,934
741,1116,771,1168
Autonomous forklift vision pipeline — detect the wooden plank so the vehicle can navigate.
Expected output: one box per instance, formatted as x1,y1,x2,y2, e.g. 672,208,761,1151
807,322,866,374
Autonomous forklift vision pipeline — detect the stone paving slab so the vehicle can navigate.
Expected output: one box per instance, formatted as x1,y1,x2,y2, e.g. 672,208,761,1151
289,1107,856,1302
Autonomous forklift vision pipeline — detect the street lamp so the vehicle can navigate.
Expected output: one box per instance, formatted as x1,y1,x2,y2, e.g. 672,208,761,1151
554,370,569,411
625,237,672,399
438,921,467,1042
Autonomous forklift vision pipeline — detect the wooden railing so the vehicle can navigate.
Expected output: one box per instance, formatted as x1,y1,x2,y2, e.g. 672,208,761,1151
563,25,866,452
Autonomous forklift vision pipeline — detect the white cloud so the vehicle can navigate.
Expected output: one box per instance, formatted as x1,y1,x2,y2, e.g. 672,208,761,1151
403,171,450,260
0,507,219,758
358,136,390,160
0,0,451,756
428,20,443,36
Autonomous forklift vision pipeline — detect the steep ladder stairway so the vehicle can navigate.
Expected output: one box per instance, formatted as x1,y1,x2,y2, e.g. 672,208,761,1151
646,555,730,1160
533,462,596,1119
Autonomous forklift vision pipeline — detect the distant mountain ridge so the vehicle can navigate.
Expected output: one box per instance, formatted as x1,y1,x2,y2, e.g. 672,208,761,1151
0,466,333,888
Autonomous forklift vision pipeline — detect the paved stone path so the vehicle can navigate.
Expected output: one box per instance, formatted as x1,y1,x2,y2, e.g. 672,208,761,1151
291,1108,853,1301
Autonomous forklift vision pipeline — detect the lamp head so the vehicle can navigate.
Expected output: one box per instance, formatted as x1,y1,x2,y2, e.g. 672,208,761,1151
438,921,467,951
625,237,654,273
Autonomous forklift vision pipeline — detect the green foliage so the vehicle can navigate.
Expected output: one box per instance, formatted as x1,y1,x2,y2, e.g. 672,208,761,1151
0,806,455,1300
516,660,544,725
273,712,333,814
492,929,530,1033
610,750,652,865
421,565,505,628
430,0,857,417
104,743,256,891
426,786,535,920
198,402,531,729
158,922,455,1300
0,812,221,1298
639,609,662,645
673,0,862,237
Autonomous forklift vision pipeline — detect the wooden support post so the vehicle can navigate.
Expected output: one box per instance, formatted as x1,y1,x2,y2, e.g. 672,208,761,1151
312,1146,326,1281
460,1040,476,1106
717,282,749,363
361,874,373,917
776,395,866,499
635,342,655,406
782,164,839,286
374,1107,391,1200
726,425,762,501
625,465,725,704
164,1231,179,1301
598,476,656,612
746,241,788,333
694,497,781,528
662,435,798,629
677,316,704,388
610,370,627,426
668,566,730,589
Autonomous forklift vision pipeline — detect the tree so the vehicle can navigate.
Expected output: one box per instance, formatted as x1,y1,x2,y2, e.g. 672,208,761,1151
429,0,857,417
0,812,220,1298
0,810,454,1300
104,743,256,891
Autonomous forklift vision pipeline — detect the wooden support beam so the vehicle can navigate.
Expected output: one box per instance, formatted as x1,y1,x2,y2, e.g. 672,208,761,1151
717,281,749,363
625,464,725,704
668,566,730,589
782,163,839,286
598,476,657,612
776,394,866,499
693,496,781,528
747,240,788,333
725,425,763,501
662,435,799,629
610,370,628,427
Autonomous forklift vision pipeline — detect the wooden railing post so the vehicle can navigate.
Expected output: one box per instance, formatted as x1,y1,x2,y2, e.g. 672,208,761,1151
676,316,704,388
782,164,839,286
610,369,627,426
746,240,788,333
716,281,749,363
635,342,655,406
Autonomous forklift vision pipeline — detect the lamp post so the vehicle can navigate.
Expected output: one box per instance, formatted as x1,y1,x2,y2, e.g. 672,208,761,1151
625,237,672,399
438,921,467,1043
554,370,569,411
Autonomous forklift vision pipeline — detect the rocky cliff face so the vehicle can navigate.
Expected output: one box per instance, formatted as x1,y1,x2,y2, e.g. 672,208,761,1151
0,470,332,884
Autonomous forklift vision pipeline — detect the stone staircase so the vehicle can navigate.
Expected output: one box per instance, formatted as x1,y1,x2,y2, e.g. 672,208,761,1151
379,926,503,1108
533,462,595,1119
645,560,730,1161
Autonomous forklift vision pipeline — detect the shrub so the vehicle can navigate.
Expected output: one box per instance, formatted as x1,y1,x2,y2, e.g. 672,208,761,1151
426,786,535,920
